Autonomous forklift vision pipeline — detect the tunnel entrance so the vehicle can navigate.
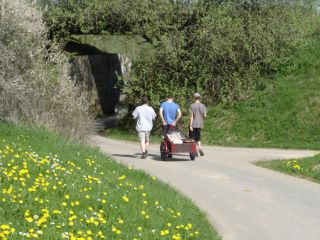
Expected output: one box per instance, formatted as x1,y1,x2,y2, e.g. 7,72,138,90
65,38,128,115
87,54,120,114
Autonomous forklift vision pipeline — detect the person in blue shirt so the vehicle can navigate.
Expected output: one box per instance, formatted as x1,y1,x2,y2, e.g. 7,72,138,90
159,94,182,136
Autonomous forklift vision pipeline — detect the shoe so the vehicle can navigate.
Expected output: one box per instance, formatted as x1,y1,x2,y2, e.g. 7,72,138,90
199,149,204,156
141,152,147,159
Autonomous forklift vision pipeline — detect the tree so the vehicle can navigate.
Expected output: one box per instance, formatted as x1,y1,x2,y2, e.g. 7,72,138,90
1,0,93,139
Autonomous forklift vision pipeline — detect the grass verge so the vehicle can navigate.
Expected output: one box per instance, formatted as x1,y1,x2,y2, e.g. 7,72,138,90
202,39,320,149
104,40,320,150
0,121,219,239
257,154,320,183
105,128,162,144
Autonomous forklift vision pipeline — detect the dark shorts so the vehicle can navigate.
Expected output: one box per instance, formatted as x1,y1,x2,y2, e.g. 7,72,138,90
162,125,174,136
189,128,201,142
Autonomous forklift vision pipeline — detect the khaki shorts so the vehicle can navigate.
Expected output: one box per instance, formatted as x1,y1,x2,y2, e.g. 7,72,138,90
138,131,150,142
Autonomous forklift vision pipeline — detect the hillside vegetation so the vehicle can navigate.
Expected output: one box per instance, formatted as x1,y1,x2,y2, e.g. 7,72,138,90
202,39,320,149
0,121,219,239
43,0,320,110
105,38,320,150
0,0,93,140
68,35,152,61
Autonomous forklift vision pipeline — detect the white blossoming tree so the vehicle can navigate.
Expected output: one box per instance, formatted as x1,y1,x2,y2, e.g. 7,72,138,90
0,0,93,139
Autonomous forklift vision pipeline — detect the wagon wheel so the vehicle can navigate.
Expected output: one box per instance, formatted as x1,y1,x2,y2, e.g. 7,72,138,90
160,142,167,161
189,152,196,161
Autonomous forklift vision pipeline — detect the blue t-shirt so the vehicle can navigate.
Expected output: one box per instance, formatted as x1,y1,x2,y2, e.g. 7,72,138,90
160,101,180,125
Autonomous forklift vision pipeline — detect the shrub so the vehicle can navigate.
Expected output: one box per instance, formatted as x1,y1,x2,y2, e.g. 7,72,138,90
122,1,319,109
41,0,320,131
0,0,93,140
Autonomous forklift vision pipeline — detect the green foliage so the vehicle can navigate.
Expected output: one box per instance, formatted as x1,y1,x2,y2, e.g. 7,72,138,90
43,0,320,133
105,128,163,144
70,35,153,61
202,39,320,149
43,0,179,39
0,0,93,140
119,1,319,129
257,155,320,183
0,121,219,239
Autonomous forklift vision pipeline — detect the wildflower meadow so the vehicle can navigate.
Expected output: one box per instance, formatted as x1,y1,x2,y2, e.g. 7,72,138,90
0,122,219,240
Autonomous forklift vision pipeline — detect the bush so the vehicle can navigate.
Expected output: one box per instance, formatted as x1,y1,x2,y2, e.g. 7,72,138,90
0,0,93,140
122,1,319,109
41,0,320,128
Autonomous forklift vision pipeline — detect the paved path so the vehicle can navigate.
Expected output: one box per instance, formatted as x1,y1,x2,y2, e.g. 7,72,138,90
90,136,320,240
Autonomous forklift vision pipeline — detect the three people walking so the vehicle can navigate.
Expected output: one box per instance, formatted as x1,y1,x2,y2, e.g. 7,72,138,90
133,93,206,158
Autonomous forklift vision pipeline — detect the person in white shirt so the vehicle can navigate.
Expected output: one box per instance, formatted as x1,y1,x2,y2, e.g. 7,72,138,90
132,96,156,159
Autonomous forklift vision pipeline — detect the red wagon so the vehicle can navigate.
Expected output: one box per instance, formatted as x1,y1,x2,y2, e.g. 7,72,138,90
160,130,197,161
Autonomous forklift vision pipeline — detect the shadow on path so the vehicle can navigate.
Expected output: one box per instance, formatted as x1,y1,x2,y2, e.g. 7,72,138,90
111,153,191,162
151,155,191,162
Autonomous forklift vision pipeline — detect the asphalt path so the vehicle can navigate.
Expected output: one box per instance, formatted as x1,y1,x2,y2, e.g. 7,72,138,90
90,135,320,240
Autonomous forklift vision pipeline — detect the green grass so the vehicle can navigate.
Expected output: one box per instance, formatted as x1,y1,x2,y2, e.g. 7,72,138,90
105,128,162,144
257,154,320,183
0,121,219,239
202,39,320,149
71,35,153,60
104,40,320,149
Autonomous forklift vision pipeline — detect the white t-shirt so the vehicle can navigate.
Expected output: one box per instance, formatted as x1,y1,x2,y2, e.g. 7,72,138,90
132,104,156,132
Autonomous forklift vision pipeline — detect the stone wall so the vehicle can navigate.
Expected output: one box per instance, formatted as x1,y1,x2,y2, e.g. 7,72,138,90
70,53,131,116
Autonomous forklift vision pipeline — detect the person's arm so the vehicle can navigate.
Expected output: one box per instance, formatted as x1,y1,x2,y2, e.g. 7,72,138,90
189,112,194,131
172,109,182,126
132,108,138,119
159,107,167,125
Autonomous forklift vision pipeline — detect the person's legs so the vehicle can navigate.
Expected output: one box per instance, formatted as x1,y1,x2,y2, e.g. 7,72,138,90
198,142,204,156
189,128,197,140
138,132,147,158
192,128,204,156
140,139,146,153
145,131,150,155
189,129,198,156
162,125,167,137
195,129,204,156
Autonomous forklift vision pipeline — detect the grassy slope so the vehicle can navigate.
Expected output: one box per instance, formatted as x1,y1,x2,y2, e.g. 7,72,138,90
69,35,320,150
71,35,153,60
257,154,320,183
202,39,320,149
105,128,163,144
0,122,219,239
105,39,320,150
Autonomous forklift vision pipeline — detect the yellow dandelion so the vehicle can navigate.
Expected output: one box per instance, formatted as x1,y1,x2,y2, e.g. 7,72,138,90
25,217,33,223
122,195,129,202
